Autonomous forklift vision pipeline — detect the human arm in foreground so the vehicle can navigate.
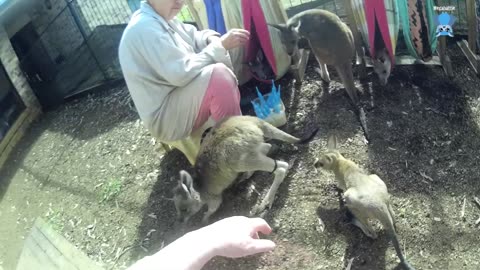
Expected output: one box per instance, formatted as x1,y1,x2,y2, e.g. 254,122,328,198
127,216,276,270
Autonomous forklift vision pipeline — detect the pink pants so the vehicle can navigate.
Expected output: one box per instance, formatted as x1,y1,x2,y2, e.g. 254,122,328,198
193,65,242,130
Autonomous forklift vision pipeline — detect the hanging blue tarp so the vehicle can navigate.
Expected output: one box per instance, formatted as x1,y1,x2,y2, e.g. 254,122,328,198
127,0,141,12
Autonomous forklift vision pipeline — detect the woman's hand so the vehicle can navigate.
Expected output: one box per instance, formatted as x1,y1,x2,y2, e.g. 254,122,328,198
220,29,250,50
196,216,276,258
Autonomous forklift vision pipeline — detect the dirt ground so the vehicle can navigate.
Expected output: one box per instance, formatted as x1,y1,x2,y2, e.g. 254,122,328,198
1,42,480,270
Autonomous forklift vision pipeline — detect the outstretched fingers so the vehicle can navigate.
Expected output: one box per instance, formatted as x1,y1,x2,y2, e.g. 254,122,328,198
249,217,273,236
246,239,276,254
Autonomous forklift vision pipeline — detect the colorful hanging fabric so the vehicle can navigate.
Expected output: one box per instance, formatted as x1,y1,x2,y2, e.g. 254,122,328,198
364,0,396,64
398,0,438,61
204,0,227,35
241,0,277,81
352,0,399,59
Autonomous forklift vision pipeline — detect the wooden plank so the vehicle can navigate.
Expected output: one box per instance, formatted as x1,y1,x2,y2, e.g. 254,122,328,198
343,0,367,79
467,0,477,52
16,218,104,270
458,39,480,74
0,108,39,169
0,109,29,155
285,0,332,18
437,36,454,77
358,55,443,67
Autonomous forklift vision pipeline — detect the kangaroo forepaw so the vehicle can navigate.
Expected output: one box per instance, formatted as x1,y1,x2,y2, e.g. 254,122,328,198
249,205,264,217
315,67,331,83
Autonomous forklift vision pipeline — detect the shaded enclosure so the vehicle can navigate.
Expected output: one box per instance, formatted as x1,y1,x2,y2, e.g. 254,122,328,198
10,0,130,110
1,1,480,270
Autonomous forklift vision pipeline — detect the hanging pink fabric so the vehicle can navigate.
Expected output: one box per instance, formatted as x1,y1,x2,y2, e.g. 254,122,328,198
364,0,395,65
241,0,277,81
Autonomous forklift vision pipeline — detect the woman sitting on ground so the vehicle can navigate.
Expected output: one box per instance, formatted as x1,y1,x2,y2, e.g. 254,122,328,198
118,0,249,144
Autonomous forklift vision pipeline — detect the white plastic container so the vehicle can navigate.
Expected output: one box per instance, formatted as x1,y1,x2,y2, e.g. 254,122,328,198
252,93,287,127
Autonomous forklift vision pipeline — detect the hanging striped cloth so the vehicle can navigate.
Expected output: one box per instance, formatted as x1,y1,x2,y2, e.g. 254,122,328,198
363,0,397,64
351,0,399,68
398,0,438,61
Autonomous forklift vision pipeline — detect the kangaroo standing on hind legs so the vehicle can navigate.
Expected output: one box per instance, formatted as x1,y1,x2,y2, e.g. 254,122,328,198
269,9,370,141
314,135,415,270
171,116,319,225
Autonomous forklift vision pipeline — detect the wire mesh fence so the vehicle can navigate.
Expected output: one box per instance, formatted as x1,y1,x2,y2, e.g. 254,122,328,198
13,0,130,108
69,0,133,37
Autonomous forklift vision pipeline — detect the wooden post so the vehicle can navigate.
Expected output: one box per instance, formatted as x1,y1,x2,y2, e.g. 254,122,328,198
467,0,477,52
344,0,367,79
438,36,454,77
457,0,480,74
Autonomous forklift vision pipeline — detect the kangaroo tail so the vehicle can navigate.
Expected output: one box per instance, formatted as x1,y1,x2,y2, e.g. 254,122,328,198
258,120,319,144
378,205,415,270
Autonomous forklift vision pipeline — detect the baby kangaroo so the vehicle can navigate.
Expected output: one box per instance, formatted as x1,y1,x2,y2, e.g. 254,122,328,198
269,9,359,106
172,115,318,224
314,135,415,270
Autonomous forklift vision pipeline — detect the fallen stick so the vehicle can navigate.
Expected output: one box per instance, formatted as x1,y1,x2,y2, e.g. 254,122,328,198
419,171,433,182
345,258,354,270
473,197,480,209
425,107,448,117
461,197,466,219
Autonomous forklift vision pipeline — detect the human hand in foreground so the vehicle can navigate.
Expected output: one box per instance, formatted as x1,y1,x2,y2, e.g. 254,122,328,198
219,29,250,50
126,216,275,270
199,216,276,258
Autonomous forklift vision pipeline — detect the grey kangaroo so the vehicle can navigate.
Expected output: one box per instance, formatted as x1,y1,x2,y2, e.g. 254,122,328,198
269,9,360,106
172,115,318,224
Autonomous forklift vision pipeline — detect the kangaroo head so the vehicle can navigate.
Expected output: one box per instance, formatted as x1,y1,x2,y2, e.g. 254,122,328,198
268,21,302,56
172,170,203,223
314,134,342,171
372,48,392,86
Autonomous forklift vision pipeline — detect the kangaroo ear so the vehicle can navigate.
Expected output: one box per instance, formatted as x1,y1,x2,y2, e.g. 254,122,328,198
268,23,289,33
327,134,338,150
180,170,194,191
291,20,302,34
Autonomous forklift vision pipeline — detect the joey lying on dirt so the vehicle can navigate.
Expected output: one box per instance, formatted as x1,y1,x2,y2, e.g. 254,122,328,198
172,116,319,224
315,135,415,270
